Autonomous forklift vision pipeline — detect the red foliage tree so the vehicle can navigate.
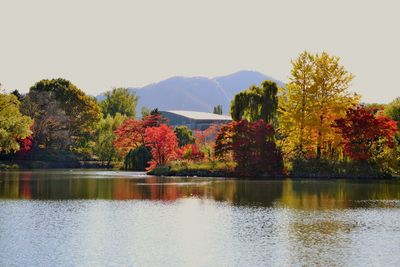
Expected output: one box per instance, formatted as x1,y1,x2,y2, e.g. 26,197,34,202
142,113,168,128
333,106,398,161
215,120,283,176
144,124,179,170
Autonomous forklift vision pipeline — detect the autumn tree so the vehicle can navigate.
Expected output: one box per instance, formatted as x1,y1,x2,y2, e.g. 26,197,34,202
333,106,397,162
279,51,360,160
215,120,283,176
113,110,168,170
100,88,138,118
231,80,278,123
21,78,101,156
179,143,204,161
144,124,179,170
0,92,32,153
194,124,221,161
114,119,145,157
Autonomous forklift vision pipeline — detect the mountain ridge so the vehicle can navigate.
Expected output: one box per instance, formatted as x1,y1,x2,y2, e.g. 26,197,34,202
97,70,284,115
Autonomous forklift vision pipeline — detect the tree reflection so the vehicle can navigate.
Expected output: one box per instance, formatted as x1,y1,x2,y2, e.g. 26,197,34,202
0,172,399,209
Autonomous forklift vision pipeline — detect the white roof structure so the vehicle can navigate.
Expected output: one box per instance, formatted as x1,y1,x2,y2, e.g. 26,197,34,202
164,110,232,121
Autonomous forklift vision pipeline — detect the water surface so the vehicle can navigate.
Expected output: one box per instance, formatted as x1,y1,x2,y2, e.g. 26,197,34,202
0,170,399,266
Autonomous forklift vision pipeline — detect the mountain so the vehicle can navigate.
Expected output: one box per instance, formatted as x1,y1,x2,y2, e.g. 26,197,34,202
97,70,284,115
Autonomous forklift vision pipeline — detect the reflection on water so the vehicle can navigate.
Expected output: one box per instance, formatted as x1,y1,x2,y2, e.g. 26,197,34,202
0,170,400,266
1,170,400,209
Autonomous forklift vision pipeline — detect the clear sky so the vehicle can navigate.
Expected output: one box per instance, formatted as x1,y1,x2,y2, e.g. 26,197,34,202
1,0,399,102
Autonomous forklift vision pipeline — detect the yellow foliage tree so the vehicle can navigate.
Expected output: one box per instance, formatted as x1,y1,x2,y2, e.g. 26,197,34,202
279,51,360,160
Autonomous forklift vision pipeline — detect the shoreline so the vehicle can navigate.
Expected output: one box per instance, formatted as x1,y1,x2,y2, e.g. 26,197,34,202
1,161,397,180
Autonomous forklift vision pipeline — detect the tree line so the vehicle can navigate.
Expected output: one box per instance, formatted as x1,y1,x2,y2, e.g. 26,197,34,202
0,51,399,176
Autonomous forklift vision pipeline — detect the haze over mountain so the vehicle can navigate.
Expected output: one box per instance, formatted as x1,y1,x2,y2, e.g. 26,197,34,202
97,70,284,115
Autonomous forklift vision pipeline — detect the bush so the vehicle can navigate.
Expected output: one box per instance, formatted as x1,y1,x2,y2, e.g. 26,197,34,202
0,163,19,170
290,158,392,178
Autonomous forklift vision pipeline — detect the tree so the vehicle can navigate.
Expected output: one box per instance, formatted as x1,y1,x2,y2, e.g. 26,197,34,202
174,126,195,147
114,119,145,157
213,105,223,115
0,93,32,153
385,97,400,126
93,113,125,166
21,78,101,156
333,106,397,161
179,143,204,161
124,145,152,171
141,107,152,118
215,120,283,176
100,88,138,118
231,80,278,123
384,97,400,171
144,124,179,170
194,124,221,161
114,110,168,167
279,51,360,159
142,108,168,128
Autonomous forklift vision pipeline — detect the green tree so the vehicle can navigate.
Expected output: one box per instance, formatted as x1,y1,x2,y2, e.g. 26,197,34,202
0,92,32,153
100,88,138,118
141,106,151,118
230,80,278,123
174,126,195,147
21,78,101,157
385,97,400,125
93,113,126,166
213,105,223,115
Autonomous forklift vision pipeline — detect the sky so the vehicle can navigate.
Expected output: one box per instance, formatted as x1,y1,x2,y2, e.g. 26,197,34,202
1,0,399,103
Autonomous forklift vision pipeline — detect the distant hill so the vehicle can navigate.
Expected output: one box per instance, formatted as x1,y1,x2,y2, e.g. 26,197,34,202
97,70,284,115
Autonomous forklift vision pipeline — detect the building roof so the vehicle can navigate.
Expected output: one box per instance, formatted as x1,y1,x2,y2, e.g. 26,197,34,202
162,110,232,121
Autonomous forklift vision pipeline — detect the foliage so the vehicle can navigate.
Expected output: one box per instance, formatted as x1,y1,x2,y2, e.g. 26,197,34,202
194,124,221,161
144,124,179,170
141,106,152,118
174,126,195,147
93,113,125,166
16,134,33,156
0,93,32,153
179,143,204,161
114,119,145,157
213,105,223,115
21,78,101,157
290,158,392,178
143,108,168,127
333,106,397,162
231,80,278,123
385,97,400,126
278,51,360,160
215,120,283,176
124,145,152,171
114,110,168,158
100,88,138,118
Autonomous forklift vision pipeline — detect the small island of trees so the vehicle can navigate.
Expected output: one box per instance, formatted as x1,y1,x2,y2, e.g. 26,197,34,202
0,51,399,178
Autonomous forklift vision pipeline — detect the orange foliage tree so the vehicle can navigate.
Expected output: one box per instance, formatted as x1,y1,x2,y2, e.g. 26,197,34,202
114,112,169,158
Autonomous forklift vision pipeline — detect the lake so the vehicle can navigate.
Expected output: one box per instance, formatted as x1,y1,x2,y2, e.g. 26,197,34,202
0,170,399,266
